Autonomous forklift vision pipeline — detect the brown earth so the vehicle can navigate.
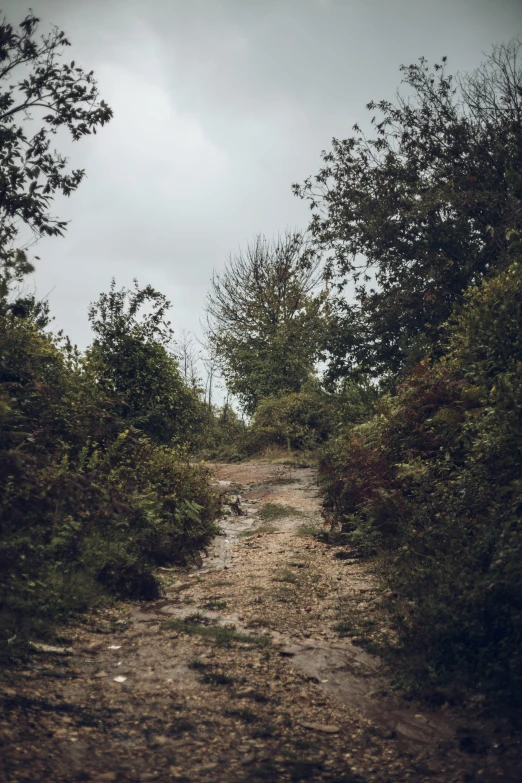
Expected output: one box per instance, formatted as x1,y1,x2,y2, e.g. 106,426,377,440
1,461,521,783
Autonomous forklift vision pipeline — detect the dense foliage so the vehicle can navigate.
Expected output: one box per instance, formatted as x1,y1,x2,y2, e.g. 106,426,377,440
251,390,336,452
320,259,522,707
295,41,522,382
0,309,221,653
195,403,250,462
88,280,205,446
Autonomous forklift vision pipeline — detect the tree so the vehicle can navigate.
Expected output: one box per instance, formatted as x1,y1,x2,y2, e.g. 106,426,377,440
0,12,112,294
201,342,220,410
294,40,522,382
174,330,201,390
205,232,327,415
87,280,202,445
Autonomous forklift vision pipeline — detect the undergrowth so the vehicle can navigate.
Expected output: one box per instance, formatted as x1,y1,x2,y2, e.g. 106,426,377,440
320,261,522,713
0,312,221,657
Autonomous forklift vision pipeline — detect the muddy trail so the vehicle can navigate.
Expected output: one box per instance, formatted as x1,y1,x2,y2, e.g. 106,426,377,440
1,462,521,783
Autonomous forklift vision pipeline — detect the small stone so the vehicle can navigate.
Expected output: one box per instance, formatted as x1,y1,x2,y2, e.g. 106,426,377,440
300,722,340,734
29,642,73,655
94,671,108,678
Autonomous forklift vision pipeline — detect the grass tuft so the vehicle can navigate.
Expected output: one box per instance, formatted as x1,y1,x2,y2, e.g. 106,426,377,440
296,522,322,538
201,598,228,610
258,503,301,522
272,570,299,584
165,618,270,647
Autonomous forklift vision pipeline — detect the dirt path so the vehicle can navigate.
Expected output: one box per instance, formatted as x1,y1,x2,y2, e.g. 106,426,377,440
1,462,519,783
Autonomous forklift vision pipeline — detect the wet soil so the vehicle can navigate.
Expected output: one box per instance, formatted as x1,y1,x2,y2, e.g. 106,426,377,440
1,462,521,782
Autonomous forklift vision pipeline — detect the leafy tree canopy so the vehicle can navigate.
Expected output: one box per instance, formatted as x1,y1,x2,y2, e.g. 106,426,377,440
88,280,202,445
0,12,112,293
294,40,522,382
205,232,328,415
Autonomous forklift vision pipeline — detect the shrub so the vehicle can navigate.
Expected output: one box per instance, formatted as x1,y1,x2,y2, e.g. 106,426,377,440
320,262,522,709
87,280,205,447
195,403,251,462
0,315,221,654
333,376,378,427
251,390,336,451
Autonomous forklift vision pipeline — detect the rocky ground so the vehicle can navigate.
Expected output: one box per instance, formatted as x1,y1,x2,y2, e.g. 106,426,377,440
1,461,521,783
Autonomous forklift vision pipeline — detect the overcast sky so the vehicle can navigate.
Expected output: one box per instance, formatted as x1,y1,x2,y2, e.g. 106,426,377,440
3,0,522,350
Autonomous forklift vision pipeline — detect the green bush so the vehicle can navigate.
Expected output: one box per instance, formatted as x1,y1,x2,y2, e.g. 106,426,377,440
251,390,336,451
87,280,205,446
332,376,378,427
194,404,251,462
320,262,522,708
0,315,221,653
